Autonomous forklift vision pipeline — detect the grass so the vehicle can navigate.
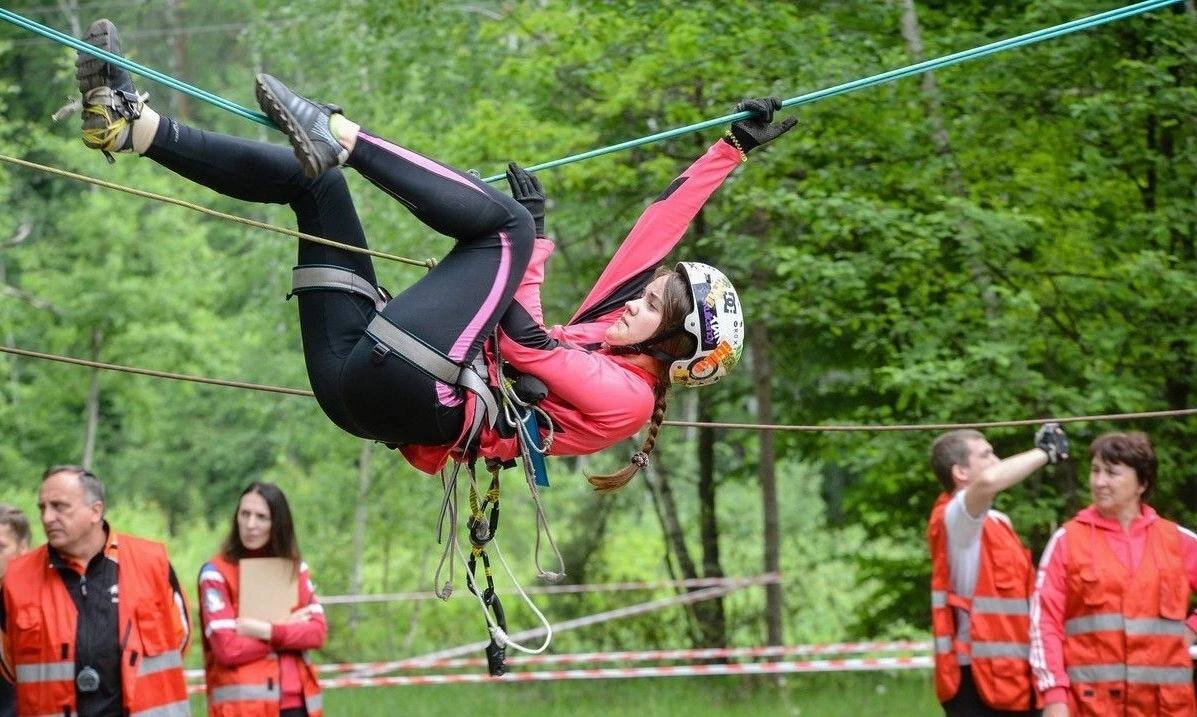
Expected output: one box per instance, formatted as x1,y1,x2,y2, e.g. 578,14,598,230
309,670,939,716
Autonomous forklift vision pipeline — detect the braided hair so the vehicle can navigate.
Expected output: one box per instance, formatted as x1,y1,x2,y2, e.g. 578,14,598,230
587,268,695,494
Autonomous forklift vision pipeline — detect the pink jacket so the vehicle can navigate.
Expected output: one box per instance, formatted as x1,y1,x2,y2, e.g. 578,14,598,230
1029,505,1197,705
402,139,744,474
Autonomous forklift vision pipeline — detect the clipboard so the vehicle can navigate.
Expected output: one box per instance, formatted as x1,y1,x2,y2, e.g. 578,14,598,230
238,558,298,622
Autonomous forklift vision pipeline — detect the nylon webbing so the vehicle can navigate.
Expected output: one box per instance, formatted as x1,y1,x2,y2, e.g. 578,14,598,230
364,315,498,426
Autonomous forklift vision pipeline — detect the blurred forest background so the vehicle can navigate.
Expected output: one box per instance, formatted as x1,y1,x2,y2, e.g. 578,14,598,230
0,0,1194,705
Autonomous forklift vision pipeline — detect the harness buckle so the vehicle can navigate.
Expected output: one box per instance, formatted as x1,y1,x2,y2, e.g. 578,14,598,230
371,342,391,364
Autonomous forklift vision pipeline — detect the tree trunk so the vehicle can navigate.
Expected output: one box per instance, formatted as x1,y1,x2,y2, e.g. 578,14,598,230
696,393,727,648
749,311,783,645
898,0,998,318
81,328,103,470
348,440,373,630
57,0,81,38
164,0,190,120
642,460,703,644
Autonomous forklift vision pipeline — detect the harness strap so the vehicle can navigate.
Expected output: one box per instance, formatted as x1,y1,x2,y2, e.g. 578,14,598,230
364,314,499,430
289,265,389,312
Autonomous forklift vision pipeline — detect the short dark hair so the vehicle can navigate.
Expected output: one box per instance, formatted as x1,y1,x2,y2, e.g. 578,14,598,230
1089,432,1157,501
42,465,106,514
220,482,301,565
930,429,985,492
0,504,31,545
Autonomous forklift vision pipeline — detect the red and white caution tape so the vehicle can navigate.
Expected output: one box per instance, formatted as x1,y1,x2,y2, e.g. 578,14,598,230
319,573,782,605
320,656,934,688
187,656,932,693
184,640,930,682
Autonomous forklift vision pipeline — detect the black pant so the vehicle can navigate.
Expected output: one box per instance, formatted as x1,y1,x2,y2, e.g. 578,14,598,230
145,117,534,444
942,666,1040,717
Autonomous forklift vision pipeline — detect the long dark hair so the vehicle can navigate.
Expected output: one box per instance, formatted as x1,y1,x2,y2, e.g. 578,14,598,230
588,268,696,493
219,481,301,565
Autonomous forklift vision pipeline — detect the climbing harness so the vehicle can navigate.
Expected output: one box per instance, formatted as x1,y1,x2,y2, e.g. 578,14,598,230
291,266,566,668
288,265,499,439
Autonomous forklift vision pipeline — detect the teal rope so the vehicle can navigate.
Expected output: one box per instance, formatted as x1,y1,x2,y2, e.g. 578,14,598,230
0,0,1182,177
0,7,276,128
481,0,1182,181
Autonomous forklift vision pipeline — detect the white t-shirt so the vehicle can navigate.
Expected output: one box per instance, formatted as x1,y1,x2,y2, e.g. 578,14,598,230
944,490,1014,665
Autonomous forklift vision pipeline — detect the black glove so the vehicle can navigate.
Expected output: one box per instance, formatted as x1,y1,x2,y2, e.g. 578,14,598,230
1034,422,1070,465
505,162,545,236
726,97,798,154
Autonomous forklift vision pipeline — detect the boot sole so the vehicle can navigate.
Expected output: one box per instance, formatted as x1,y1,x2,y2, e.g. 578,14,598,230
255,75,324,179
77,19,121,93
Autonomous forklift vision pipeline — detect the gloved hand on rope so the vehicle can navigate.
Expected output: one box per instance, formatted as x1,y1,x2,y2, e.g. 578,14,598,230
725,96,797,156
506,161,546,236
1034,422,1070,465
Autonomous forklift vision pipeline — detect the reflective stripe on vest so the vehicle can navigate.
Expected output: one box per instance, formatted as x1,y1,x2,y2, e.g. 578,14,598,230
306,692,324,714
1067,663,1193,685
971,641,1031,659
210,683,280,704
931,590,947,608
130,699,192,717
935,635,953,654
15,660,74,683
971,596,1028,615
139,650,184,677
1066,612,1186,637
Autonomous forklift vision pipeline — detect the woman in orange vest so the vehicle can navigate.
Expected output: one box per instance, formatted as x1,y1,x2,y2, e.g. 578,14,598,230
198,482,326,717
1031,432,1197,717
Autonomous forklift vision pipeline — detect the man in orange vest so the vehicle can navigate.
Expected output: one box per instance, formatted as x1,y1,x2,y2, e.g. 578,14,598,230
0,505,30,717
928,424,1069,716
0,466,191,717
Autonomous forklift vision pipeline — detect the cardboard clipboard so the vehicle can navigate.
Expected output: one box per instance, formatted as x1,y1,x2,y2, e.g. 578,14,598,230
238,558,298,622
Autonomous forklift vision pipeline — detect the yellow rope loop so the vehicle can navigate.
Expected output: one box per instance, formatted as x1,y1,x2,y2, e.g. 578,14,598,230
468,485,483,521
486,487,500,502
80,105,130,152
471,546,484,557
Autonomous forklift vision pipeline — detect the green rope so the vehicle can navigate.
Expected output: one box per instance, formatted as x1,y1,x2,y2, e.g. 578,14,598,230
480,0,1183,181
0,7,275,128
0,0,1183,181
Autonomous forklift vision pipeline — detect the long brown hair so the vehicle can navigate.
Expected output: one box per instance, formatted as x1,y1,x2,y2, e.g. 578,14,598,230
220,482,302,565
587,268,696,494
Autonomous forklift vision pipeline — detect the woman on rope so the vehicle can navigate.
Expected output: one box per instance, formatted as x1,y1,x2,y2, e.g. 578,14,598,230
1030,432,1197,717
198,482,326,717
74,19,795,491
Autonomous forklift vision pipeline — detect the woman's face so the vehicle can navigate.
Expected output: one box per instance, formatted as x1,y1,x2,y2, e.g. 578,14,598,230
1089,456,1145,518
237,491,272,551
605,275,671,347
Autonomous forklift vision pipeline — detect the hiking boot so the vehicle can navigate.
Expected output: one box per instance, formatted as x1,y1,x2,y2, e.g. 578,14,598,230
254,73,348,178
75,18,145,162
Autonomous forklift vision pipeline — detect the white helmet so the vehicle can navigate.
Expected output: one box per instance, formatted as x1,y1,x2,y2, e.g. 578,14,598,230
667,262,744,388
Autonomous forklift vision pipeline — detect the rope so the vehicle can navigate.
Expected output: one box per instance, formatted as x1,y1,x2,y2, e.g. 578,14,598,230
319,574,783,604
0,345,314,397
0,154,435,268
0,8,274,128
480,0,1184,181
664,409,1197,432
0,1,1182,181
3,345,1195,431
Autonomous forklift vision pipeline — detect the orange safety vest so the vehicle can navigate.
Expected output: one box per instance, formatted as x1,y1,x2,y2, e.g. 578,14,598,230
202,556,323,717
927,492,1038,710
2,534,189,717
1061,516,1196,716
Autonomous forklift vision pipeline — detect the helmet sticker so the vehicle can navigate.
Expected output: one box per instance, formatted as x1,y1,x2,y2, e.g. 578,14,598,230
689,340,734,380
